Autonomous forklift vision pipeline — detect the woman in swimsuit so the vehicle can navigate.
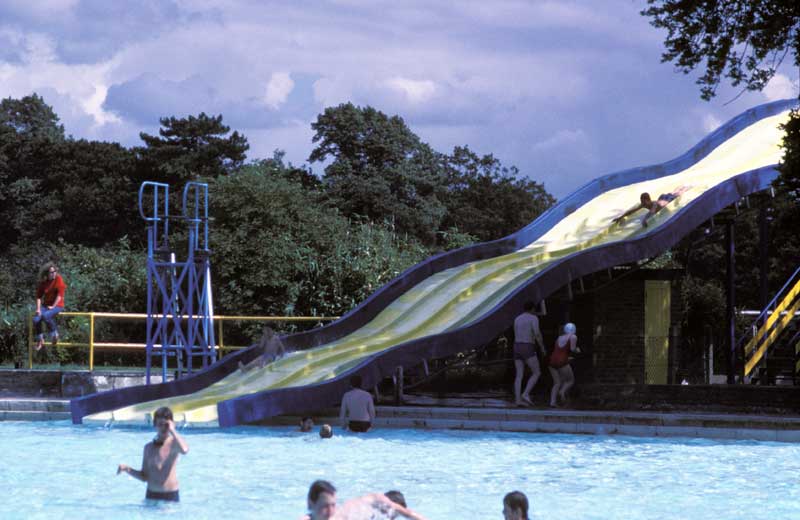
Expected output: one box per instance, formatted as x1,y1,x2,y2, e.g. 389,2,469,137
548,323,580,408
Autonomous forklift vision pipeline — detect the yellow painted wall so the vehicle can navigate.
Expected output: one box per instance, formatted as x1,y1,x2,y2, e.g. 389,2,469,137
644,280,671,384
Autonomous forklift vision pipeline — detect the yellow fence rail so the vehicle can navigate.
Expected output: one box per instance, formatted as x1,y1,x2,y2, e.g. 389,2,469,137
28,312,338,370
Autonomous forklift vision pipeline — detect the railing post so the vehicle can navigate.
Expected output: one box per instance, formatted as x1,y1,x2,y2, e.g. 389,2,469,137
89,313,95,371
218,319,224,356
28,313,33,369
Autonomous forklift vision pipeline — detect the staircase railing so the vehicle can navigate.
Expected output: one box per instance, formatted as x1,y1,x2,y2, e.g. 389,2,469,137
742,265,800,378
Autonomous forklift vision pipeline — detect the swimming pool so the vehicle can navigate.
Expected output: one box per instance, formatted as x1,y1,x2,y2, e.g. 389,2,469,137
3,422,798,519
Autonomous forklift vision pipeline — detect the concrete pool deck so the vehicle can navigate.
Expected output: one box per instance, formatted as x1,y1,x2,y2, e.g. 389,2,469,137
5,397,798,442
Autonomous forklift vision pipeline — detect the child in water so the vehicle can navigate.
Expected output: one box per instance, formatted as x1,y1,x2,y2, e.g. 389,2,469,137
117,406,189,502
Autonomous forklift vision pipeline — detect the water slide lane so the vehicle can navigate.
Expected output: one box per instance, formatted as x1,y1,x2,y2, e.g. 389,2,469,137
81,106,794,427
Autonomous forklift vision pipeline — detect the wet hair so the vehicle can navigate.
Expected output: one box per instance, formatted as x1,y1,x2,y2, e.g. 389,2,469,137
640,192,651,202
564,322,577,334
301,416,313,423
153,406,173,422
523,301,536,312
384,490,407,507
38,261,57,281
504,491,529,519
308,480,336,503
349,375,362,389
319,424,333,439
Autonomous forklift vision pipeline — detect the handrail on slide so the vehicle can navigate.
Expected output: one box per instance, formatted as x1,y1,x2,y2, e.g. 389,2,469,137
743,265,800,376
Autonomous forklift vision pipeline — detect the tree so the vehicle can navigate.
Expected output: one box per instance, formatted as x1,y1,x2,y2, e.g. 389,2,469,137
0,93,65,141
309,103,447,244
441,146,555,241
209,160,428,319
139,112,249,181
641,1,800,100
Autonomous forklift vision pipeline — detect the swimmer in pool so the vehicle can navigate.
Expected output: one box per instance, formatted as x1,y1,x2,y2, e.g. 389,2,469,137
612,186,691,228
117,406,189,502
502,491,530,520
300,481,427,520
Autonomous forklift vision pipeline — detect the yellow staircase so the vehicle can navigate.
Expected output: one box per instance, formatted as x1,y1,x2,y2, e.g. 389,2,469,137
743,266,800,380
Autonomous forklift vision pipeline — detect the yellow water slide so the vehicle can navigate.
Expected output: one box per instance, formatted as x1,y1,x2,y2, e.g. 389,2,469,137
83,106,793,427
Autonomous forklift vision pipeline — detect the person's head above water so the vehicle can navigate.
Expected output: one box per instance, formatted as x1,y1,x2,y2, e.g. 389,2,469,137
349,374,362,389
319,424,333,439
307,480,337,520
640,192,652,205
300,416,314,432
503,491,529,520
153,406,173,439
384,490,407,507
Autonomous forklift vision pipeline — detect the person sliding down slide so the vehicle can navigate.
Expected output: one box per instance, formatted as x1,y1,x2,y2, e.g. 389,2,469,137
612,185,691,227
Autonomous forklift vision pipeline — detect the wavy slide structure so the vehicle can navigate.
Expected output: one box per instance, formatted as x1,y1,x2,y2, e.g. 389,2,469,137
71,99,797,427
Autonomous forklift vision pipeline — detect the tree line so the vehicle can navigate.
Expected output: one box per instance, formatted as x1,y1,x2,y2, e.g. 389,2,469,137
0,94,554,364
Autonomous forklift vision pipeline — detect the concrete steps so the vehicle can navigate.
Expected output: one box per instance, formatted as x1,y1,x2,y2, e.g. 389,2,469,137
264,405,800,442
0,398,71,421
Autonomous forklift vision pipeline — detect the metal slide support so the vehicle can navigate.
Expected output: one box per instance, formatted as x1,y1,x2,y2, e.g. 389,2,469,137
759,205,769,309
726,221,737,384
140,181,217,383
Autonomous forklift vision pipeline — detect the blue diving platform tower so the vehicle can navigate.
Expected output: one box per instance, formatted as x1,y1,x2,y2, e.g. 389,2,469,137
138,181,217,384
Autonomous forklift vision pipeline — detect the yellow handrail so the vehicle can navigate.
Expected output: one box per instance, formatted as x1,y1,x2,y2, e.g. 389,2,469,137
744,295,800,375
27,312,338,370
743,275,800,356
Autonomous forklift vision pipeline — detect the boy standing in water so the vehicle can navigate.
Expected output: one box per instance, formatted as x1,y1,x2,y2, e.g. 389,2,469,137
117,406,189,502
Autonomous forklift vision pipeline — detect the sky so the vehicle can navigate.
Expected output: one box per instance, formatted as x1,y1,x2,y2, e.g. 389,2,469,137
1,0,798,198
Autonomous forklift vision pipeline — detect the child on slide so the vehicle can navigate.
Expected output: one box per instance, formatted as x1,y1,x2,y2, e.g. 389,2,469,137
238,326,286,372
613,185,691,227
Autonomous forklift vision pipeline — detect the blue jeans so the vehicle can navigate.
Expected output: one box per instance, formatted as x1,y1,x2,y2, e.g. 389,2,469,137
33,306,63,340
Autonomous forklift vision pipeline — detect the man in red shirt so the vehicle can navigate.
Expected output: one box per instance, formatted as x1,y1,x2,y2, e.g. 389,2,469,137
34,262,66,351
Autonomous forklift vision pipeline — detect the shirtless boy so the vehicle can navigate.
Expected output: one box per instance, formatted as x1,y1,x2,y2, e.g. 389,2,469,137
239,326,286,372
117,406,189,502
612,186,690,228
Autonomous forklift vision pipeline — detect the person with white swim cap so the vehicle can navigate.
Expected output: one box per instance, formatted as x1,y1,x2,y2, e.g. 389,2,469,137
547,322,580,407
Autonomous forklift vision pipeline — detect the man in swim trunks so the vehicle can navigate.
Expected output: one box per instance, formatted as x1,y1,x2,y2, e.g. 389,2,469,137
117,406,189,502
612,186,690,227
339,375,375,432
512,301,547,406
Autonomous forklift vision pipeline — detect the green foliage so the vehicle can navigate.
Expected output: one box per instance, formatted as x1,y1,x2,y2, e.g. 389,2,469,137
776,109,800,197
310,103,447,244
441,146,555,241
209,160,428,319
139,112,249,181
642,1,800,100
0,93,65,141
0,238,146,363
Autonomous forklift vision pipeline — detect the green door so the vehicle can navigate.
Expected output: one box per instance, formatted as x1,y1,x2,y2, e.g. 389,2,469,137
644,280,671,384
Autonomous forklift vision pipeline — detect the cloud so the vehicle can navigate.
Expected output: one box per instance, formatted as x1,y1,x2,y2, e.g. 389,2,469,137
2,0,792,199
384,77,437,104
264,72,295,109
702,114,722,133
762,73,799,102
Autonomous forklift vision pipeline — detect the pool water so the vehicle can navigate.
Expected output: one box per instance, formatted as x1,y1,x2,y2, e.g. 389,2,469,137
2,422,799,519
